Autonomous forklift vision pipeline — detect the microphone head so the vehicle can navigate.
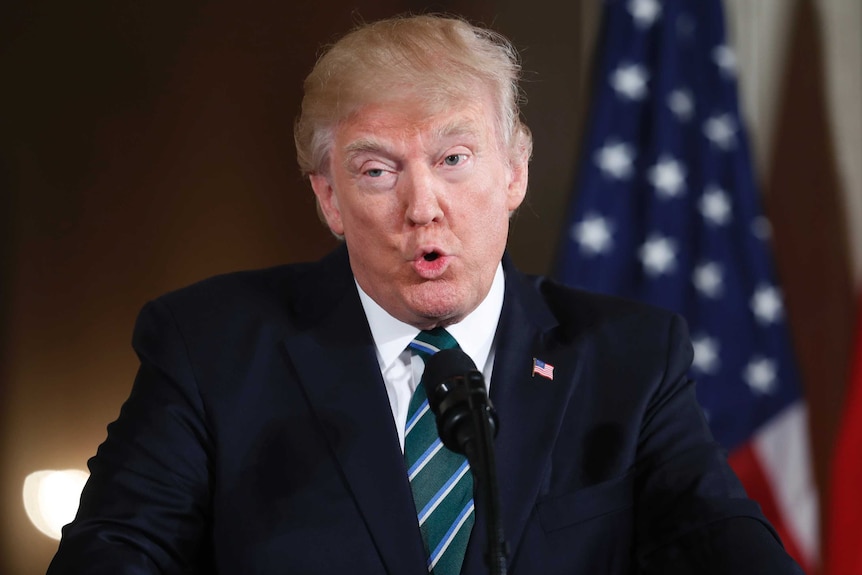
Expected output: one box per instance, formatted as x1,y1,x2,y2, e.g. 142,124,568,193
421,348,497,453
422,348,478,388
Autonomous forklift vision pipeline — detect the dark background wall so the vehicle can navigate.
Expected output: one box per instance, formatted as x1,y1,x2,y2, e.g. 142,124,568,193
0,1,855,573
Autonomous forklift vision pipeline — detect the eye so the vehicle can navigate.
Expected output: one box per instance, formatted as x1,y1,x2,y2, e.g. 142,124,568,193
443,154,464,166
365,168,384,178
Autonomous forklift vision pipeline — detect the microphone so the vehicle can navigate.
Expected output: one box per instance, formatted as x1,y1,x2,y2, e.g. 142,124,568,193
422,348,508,575
422,348,498,455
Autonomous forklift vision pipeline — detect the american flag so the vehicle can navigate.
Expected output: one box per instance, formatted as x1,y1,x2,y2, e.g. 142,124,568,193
532,358,554,380
555,0,818,572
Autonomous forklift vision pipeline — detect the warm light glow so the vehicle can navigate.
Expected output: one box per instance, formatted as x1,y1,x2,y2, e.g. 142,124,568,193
23,469,89,540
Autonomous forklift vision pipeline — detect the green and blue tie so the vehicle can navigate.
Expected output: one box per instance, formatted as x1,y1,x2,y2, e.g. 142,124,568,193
405,328,475,574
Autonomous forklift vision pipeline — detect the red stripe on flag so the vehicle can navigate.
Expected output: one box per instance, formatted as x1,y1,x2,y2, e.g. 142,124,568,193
729,444,815,575
827,303,862,575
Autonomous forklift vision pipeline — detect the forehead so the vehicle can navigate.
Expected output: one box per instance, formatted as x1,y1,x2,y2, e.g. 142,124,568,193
334,90,499,153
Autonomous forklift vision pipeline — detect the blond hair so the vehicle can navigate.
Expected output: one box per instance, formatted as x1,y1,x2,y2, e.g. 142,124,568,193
294,14,532,176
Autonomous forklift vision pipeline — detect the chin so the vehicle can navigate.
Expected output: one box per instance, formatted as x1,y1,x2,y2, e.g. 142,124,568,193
403,283,471,324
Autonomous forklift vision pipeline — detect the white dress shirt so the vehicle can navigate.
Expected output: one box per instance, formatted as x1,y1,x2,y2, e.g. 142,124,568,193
356,264,505,451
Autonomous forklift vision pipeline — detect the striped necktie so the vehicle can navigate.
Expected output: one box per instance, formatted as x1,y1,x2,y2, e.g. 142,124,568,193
405,328,475,575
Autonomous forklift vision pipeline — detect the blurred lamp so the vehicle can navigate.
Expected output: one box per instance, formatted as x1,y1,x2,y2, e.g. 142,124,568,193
23,469,89,540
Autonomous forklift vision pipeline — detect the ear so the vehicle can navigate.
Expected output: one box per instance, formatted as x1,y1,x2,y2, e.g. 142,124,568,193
309,173,345,235
505,148,529,212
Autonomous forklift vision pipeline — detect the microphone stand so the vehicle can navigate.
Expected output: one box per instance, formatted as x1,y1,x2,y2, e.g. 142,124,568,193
462,371,508,575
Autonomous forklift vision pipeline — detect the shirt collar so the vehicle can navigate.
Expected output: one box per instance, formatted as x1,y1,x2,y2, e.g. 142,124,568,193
356,264,505,373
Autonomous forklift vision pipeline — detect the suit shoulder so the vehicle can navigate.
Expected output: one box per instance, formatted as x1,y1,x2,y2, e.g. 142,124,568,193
529,275,689,339
156,263,311,314
144,247,351,334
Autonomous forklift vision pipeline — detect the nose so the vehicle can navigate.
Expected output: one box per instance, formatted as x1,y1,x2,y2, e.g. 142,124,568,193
403,166,443,226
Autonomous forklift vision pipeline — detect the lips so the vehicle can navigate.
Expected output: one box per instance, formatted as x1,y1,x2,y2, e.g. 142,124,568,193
411,247,450,279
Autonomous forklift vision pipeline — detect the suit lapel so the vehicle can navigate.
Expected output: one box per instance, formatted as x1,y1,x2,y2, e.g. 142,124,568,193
281,247,426,575
462,261,585,575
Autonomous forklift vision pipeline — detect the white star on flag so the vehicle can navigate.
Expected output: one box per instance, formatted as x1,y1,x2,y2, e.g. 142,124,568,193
693,261,724,298
692,334,721,374
571,214,614,255
703,114,738,149
628,0,662,28
610,63,649,101
751,284,784,325
648,156,687,198
594,141,635,180
639,234,678,276
712,44,737,77
667,88,694,122
751,216,773,241
699,185,732,225
743,356,778,395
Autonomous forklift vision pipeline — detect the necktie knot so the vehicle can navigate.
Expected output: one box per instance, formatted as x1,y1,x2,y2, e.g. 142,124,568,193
409,328,459,361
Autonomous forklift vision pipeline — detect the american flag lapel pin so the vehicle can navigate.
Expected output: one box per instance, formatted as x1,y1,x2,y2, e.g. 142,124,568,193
532,358,554,380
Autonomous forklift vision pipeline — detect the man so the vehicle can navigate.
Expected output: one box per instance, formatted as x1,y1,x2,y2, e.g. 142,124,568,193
49,15,802,574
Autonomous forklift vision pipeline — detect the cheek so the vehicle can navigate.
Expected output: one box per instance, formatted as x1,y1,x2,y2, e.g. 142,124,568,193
461,195,511,248
474,177,515,224
340,194,402,240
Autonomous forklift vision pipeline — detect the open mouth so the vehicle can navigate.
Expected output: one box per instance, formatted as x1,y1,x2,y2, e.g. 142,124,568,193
412,249,448,278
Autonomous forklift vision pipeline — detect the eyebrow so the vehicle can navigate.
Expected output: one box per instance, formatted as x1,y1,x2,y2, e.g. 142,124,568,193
344,138,386,159
344,118,490,170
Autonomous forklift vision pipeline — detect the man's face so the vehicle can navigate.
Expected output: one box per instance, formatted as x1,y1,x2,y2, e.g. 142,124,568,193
310,90,528,329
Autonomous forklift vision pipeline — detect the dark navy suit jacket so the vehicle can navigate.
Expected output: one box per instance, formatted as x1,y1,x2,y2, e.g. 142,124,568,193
49,246,802,574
